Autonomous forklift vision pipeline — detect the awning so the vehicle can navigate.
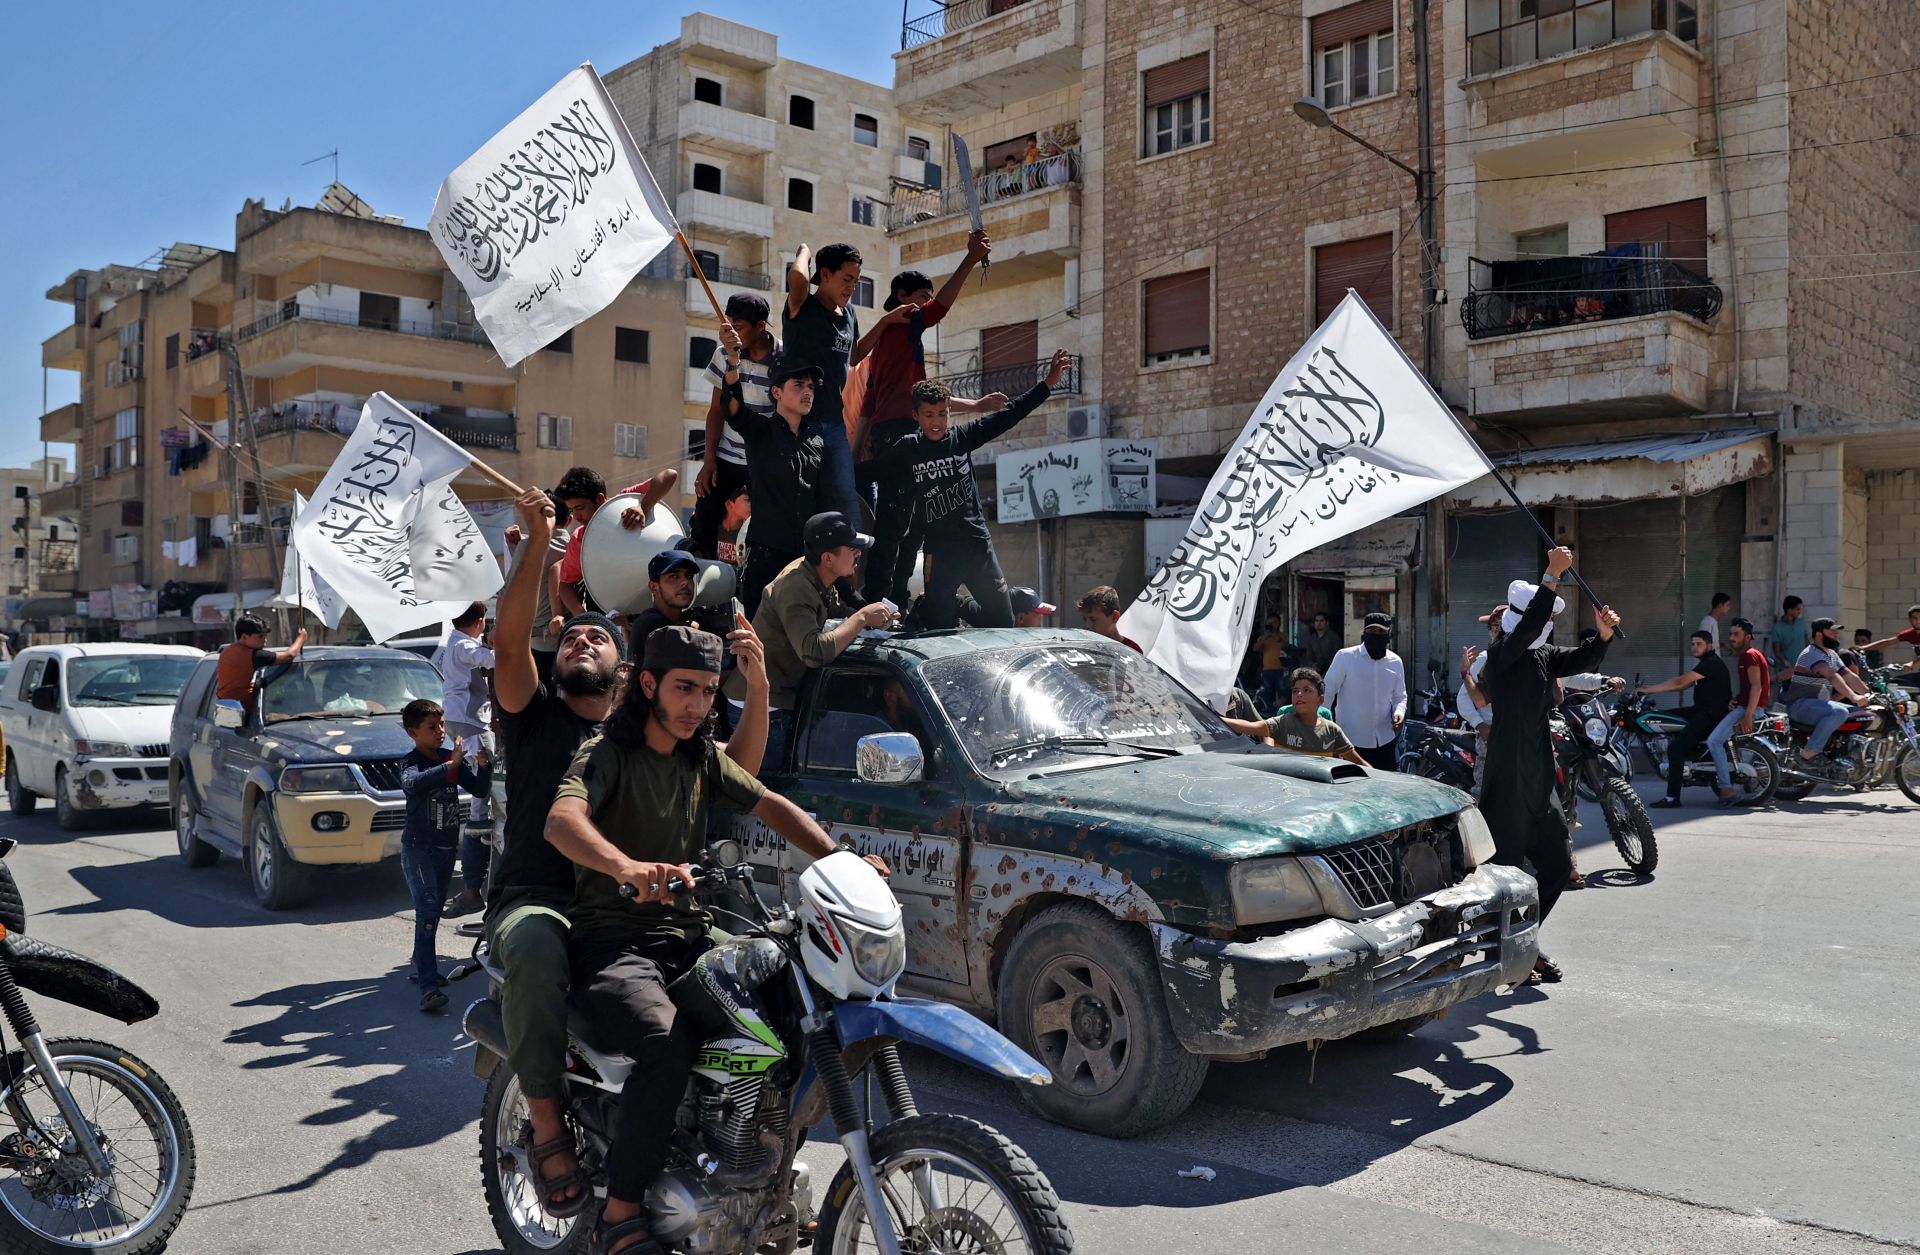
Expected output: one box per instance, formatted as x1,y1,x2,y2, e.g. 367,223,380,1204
1448,429,1773,511
15,596,74,619
189,586,277,626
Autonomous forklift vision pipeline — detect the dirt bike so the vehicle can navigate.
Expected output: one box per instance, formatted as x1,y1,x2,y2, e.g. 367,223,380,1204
1395,719,1476,791
1551,702,1658,874
0,838,196,1254
1612,692,1781,807
458,841,1073,1254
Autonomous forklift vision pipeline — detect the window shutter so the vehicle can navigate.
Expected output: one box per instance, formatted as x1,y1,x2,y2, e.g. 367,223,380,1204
1312,0,1394,50
538,413,552,447
980,321,1039,373
1315,234,1395,325
1605,198,1710,273
1144,53,1210,108
1143,270,1210,356
558,416,572,450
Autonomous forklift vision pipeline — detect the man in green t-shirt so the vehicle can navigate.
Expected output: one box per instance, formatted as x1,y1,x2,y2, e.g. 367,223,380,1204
1223,667,1367,766
545,625,883,1255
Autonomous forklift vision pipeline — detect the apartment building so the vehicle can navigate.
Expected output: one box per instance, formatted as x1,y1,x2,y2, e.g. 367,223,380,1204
603,13,930,486
0,459,75,634
36,188,685,643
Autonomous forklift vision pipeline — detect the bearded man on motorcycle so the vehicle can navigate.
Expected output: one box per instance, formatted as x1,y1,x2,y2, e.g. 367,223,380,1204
545,625,888,1255
1786,616,1872,771
1636,630,1731,808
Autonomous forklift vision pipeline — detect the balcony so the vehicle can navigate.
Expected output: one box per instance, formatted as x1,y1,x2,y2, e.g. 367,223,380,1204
41,483,81,519
39,402,81,444
686,368,715,405
42,325,82,371
934,355,1080,400
683,262,772,316
896,0,1081,123
184,327,226,362
680,12,776,69
1463,250,1721,421
677,100,777,155
38,568,78,595
238,207,446,277
245,400,518,458
91,468,141,506
676,189,773,239
889,150,1081,281
234,303,511,385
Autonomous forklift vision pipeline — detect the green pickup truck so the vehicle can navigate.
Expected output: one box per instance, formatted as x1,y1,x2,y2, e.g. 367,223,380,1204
730,628,1540,1136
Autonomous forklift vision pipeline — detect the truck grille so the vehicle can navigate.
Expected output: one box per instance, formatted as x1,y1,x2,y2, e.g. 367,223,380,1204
357,759,407,793
370,809,407,832
1322,837,1398,910
137,743,168,760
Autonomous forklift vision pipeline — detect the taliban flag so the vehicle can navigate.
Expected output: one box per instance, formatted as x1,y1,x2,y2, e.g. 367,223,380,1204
1128,292,1492,710
268,492,348,629
292,394,505,642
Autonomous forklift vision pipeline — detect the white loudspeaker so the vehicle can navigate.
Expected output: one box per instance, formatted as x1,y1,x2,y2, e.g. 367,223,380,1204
577,492,737,616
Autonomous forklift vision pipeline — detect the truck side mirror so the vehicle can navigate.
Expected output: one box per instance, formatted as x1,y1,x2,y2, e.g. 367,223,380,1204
855,732,923,784
212,699,246,730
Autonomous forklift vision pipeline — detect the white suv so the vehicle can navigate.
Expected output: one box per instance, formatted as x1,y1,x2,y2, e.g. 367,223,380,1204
0,644,204,830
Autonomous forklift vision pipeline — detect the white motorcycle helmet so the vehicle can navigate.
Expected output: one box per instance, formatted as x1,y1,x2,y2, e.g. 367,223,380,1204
796,851,906,999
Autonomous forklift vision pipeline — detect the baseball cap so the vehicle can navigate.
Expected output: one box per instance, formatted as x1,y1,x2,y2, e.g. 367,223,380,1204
767,353,825,388
1009,587,1056,617
1810,616,1843,634
647,549,699,581
1476,603,1509,624
804,511,872,556
1362,612,1394,631
640,624,724,674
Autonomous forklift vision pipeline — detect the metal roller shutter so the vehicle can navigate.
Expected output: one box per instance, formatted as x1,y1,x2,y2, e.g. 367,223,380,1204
1446,512,1540,678
1143,271,1211,356
1316,235,1395,326
1144,54,1210,108
1312,0,1394,49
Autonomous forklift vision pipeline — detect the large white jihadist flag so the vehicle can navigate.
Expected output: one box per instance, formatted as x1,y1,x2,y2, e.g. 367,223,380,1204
1130,292,1492,709
431,63,678,367
268,493,349,629
294,395,505,642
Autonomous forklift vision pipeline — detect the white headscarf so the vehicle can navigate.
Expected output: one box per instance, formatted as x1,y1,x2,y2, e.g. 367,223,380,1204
1499,580,1565,650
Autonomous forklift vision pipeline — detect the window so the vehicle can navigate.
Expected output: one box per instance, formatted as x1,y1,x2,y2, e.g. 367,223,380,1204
852,113,879,147
789,95,815,129
537,413,573,451
692,162,723,194
693,76,723,105
1313,0,1395,109
1515,224,1570,260
692,250,720,279
685,425,707,463
544,329,573,354
162,518,178,543
850,197,876,227
800,670,927,776
1143,53,1210,156
907,135,931,161
614,423,648,459
615,327,650,364
114,534,137,564
1315,234,1395,326
165,333,179,370
1142,270,1211,363
358,291,400,331
1468,0,1698,75
689,336,718,369
853,277,876,308
112,408,140,470
102,528,113,555
787,178,815,213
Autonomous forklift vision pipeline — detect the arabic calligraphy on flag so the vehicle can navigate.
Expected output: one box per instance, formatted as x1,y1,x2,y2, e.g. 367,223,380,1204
430,63,678,367
269,492,348,629
292,395,504,642
1127,292,1492,709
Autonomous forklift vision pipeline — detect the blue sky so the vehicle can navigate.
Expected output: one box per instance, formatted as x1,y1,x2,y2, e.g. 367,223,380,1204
1,2,904,470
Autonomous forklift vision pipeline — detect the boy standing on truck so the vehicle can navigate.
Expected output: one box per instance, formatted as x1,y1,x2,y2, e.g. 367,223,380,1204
398,698,492,1013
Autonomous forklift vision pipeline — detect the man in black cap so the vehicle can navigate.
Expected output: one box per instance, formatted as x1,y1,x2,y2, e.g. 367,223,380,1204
627,549,701,651
548,624,884,1255
1009,587,1056,628
726,354,830,618
1321,611,1407,771
753,512,896,769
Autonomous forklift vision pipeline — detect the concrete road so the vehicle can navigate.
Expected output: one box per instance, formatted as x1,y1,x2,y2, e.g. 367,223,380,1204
1,784,1914,1254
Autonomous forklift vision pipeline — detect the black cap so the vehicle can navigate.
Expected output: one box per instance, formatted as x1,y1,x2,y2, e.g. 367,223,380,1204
768,354,825,388
1811,616,1843,634
558,612,624,658
1363,612,1394,631
805,511,872,557
647,549,698,581
1009,587,1056,616
640,624,724,674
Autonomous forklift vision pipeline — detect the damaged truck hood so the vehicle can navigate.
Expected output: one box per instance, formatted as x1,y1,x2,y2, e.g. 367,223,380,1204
253,716,413,765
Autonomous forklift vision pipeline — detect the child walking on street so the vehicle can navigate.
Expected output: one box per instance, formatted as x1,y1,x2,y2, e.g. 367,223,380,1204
398,699,492,1012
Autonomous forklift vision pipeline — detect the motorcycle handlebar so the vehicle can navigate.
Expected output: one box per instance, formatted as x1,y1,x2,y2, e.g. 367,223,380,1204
617,864,746,901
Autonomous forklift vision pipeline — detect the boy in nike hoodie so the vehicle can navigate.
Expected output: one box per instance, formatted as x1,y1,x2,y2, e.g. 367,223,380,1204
398,698,493,1012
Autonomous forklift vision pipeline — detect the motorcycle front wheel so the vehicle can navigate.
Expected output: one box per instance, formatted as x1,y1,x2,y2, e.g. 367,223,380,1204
0,1038,194,1255
1896,744,1920,806
818,1113,1073,1255
1599,776,1659,875
478,1063,587,1254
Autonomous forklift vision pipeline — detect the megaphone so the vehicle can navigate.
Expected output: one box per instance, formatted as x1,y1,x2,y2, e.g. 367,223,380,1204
578,492,736,618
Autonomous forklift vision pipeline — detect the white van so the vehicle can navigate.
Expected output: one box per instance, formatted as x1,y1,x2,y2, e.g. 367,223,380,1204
0,644,205,830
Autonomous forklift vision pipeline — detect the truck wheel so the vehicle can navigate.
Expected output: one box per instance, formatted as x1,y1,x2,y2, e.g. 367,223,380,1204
5,759,36,816
248,805,313,911
175,790,219,869
53,765,85,832
996,902,1208,1138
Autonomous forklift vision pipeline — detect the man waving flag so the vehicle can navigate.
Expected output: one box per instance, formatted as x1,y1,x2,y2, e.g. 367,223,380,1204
1129,292,1491,710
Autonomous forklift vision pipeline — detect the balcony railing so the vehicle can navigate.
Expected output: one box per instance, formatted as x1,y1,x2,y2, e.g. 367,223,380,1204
426,417,518,452
1468,0,1698,77
236,303,491,347
184,328,227,361
933,354,1080,400
903,0,1036,48
1461,246,1722,341
886,149,1081,233
245,400,517,451
687,262,772,290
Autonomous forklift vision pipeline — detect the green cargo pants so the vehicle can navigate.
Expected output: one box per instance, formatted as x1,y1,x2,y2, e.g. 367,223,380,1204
485,892,572,1102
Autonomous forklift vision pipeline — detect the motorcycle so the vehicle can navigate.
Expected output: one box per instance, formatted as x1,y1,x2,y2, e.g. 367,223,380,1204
1395,718,1476,792
1612,691,1781,807
1551,696,1658,874
458,842,1073,1255
1762,668,1920,804
0,838,196,1254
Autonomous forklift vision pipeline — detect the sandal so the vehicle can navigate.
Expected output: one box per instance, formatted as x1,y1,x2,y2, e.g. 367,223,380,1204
590,1213,664,1255
526,1129,591,1219
1528,956,1564,985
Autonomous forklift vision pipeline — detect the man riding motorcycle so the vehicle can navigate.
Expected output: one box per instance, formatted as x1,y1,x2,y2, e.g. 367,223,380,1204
1703,617,1771,805
1786,616,1872,772
1636,630,1731,808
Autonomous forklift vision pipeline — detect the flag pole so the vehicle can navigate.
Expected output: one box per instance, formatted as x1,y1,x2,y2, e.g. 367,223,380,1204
675,231,729,323
464,458,523,498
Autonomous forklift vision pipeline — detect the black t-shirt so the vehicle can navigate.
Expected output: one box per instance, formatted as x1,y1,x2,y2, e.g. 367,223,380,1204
1689,652,1732,720
858,383,1051,545
490,681,602,911
725,406,825,558
780,293,857,425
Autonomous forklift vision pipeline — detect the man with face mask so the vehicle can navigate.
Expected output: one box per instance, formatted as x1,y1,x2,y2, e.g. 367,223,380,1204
1321,612,1407,771
1785,616,1872,770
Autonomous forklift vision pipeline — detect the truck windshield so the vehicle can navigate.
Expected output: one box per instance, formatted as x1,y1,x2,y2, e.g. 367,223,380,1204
260,657,442,723
67,656,199,707
920,641,1232,772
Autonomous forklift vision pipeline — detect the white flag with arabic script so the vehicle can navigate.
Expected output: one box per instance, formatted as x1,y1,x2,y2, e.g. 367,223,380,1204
268,492,349,629
1128,292,1491,710
292,394,499,642
430,63,678,368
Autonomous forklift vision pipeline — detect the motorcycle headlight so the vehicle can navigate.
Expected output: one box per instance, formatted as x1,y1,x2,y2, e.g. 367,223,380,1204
1227,858,1322,925
837,916,906,987
1455,805,1497,868
73,739,134,759
1582,716,1610,744
280,766,361,793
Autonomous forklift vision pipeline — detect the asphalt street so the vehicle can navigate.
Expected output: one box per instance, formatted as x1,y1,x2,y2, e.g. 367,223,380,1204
1,781,1914,1254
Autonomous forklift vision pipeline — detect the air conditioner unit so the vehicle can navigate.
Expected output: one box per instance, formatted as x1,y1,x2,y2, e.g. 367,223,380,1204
1065,404,1109,440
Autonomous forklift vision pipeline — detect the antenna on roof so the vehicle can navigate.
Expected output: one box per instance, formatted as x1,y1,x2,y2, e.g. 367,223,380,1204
301,148,340,185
